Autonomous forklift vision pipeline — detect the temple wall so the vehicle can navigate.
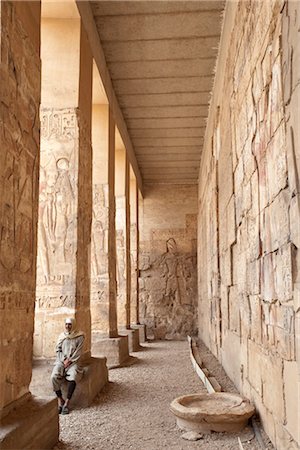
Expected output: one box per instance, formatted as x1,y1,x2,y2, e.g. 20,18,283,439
0,1,41,414
139,184,198,339
197,1,300,448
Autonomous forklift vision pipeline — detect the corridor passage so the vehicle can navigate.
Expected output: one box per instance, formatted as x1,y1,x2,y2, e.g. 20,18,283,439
54,341,272,450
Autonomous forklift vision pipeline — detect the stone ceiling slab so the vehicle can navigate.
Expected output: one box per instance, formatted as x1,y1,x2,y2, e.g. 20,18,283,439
108,59,215,80
127,117,207,129
123,106,208,119
133,137,204,147
119,92,211,108
136,153,201,162
91,1,224,184
91,1,224,16
135,146,202,155
102,37,220,62
114,77,213,95
94,12,222,41
130,128,205,138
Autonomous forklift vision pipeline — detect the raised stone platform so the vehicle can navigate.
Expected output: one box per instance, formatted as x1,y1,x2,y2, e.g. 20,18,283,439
92,334,130,368
132,324,147,343
30,356,108,408
119,328,140,352
0,395,58,450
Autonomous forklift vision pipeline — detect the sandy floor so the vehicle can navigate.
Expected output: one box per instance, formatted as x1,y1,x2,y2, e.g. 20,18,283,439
54,340,273,450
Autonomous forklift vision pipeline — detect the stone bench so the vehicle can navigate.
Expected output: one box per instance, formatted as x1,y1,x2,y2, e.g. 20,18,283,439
30,356,108,408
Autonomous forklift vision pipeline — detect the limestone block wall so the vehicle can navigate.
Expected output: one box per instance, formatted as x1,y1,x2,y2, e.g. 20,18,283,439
197,1,300,448
139,185,198,339
0,1,41,414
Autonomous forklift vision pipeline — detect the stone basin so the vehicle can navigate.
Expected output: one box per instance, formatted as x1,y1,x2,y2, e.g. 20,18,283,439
170,392,255,433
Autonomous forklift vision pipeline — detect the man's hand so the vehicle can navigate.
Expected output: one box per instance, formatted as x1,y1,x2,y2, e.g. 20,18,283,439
63,358,71,368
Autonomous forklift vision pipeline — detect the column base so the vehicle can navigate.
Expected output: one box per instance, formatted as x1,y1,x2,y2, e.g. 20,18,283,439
0,395,58,450
132,324,147,343
119,328,140,352
92,335,130,368
30,356,108,408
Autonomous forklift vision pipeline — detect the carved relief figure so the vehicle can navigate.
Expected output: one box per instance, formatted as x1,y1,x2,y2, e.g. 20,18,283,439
38,169,57,280
91,186,106,277
159,238,191,305
55,157,74,263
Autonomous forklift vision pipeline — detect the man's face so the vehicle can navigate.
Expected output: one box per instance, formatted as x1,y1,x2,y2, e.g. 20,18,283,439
65,322,72,333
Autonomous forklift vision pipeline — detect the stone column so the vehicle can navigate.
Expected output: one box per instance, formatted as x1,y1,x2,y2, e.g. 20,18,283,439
115,146,140,351
130,177,138,325
32,17,109,407
0,2,58,448
92,110,130,366
125,157,131,330
108,109,118,338
90,103,110,336
115,146,127,328
34,18,93,356
131,185,146,342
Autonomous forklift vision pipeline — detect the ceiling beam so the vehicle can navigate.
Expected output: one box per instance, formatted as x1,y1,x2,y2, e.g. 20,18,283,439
76,0,144,196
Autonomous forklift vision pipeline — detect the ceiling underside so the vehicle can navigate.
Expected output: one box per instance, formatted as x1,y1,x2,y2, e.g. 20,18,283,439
91,1,224,184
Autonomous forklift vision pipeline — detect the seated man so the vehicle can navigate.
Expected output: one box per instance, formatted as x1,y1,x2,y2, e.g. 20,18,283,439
51,317,85,414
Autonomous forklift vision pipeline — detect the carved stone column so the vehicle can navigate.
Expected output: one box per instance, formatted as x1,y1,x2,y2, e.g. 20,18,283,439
34,19,92,357
90,104,110,336
125,157,131,330
115,147,127,328
0,2,58,448
131,186,147,342
130,177,138,324
115,149,140,351
108,109,118,338
92,111,130,366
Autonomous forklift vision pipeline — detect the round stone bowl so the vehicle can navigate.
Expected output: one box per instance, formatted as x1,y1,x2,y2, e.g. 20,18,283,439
170,392,255,433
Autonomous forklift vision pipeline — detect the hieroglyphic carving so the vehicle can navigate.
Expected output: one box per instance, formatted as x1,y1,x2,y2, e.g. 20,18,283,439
41,109,77,140
90,183,110,332
0,147,35,273
91,184,108,278
37,108,78,284
116,230,126,285
0,292,34,311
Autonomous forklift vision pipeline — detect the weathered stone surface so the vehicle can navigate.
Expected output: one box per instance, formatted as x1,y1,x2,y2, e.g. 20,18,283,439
140,185,197,339
132,324,147,343
119,328,140,352
92,335,129,368
35,21,93,355
0,396,58,450
283,361,300,443
0,0,41,415
197,1,299,448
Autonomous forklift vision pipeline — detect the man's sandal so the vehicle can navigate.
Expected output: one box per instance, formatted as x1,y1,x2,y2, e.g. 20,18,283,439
58,400,65,414
61,405,69,415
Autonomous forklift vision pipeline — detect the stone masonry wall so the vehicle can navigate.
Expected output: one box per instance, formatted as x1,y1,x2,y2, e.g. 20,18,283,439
0,1,41,413
197,1,300,448
139,184,197,339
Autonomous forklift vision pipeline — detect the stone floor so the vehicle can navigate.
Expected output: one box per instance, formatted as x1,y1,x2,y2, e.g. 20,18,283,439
54,341,274,450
